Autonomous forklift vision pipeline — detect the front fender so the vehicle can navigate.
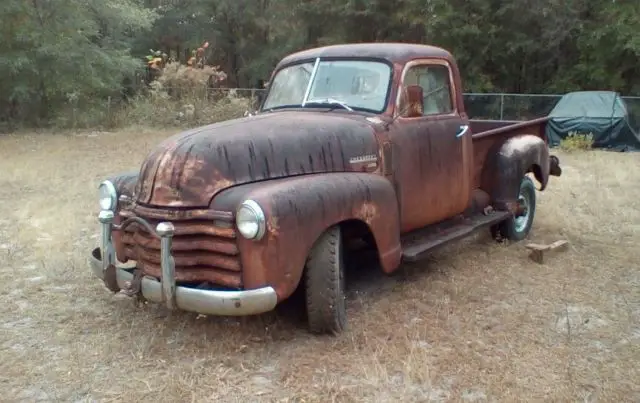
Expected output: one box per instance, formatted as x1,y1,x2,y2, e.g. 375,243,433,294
102,171,138,262
105,171,138,199
481,134,551,211
211,173,402,301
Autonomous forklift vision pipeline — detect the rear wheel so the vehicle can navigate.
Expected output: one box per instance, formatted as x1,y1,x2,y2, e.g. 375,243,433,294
492,175,537,241
304,225,347,335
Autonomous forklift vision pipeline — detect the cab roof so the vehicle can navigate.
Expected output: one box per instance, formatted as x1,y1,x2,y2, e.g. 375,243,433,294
275,42,454,69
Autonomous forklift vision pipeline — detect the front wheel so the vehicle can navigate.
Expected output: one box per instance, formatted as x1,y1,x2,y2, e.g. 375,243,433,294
491,175,537,241
304,225,347,335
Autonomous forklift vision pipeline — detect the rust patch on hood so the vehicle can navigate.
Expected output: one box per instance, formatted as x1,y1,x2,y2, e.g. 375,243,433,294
135,111,381,208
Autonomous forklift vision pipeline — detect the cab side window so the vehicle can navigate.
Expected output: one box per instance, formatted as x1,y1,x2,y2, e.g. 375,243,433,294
402,64,454,116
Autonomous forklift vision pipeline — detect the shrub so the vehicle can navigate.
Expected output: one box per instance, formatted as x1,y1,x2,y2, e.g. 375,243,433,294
112,80,250,128
155,61,227,101
559,131,593,151
109,58,243,128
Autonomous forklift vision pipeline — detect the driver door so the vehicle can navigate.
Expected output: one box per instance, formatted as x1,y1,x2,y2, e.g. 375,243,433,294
392,60,472,233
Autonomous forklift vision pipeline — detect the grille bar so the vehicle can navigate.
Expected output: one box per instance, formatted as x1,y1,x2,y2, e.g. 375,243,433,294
117,207,242,288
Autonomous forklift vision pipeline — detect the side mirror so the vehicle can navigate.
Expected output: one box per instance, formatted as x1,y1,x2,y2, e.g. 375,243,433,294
402,85,424,118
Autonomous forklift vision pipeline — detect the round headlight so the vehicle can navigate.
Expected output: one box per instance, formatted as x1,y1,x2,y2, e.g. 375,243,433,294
236,199,266,240
98,180,118,211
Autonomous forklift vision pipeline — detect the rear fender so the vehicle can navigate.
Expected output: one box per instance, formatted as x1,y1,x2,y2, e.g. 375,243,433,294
481,134,551,212
211,173,402,300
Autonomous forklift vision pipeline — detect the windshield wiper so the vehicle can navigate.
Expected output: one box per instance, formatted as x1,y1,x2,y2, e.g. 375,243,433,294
304,98,354,112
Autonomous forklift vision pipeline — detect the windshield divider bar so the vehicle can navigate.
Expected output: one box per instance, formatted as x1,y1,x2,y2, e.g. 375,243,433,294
301,57,320,107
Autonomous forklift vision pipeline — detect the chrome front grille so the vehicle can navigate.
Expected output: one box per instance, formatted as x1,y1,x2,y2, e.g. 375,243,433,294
118,207,242,288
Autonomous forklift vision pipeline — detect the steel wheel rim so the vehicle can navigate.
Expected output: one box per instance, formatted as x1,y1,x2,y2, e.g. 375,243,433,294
514,192,530,233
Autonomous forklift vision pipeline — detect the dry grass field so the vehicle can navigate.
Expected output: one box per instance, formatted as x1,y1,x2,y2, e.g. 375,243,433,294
1,128,639,402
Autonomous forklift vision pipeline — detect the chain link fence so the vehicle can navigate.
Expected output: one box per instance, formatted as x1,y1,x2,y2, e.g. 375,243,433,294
140,87,640,131
205,88,637,121
462,93,562,120
205,89,559,120
203,88,560,120
463,93,640,126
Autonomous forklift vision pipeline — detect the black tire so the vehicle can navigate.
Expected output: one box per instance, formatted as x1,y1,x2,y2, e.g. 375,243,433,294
492,175,537,242
304,225,347,335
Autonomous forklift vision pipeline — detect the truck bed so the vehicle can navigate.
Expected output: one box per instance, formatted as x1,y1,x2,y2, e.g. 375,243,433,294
470,117,549,139
469,117,550,189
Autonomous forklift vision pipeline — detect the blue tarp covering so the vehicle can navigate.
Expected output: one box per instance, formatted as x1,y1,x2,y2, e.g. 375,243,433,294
546,91,640,151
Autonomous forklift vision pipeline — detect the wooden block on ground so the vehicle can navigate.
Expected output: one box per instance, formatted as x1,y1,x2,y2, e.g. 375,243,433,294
525,240,569,264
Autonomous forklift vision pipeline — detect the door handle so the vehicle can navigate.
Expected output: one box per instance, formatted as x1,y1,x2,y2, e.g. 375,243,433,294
456,124,469,138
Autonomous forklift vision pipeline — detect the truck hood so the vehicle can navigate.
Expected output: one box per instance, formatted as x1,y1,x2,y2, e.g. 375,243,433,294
134,111,381,208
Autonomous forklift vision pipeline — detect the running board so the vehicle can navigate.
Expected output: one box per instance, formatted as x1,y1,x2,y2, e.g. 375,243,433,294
401,211,511,262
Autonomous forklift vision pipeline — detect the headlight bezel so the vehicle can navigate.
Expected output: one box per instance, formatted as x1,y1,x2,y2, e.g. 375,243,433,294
235,199,266,240
98,180,118,211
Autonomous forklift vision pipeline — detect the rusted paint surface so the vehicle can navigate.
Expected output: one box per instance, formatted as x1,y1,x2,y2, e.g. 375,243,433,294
465,188,492,216
134,112,381,208
479,134,551,211
469,117,549,140
100,43,562,299
379,57,472,232
123,204,233,222
106,171,138,198
388,114,472,232
277,43,454,68
210,173,401,300
471,118,550,190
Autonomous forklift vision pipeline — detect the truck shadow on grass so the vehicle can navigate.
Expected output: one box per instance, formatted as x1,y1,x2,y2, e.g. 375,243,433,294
158,230,500,335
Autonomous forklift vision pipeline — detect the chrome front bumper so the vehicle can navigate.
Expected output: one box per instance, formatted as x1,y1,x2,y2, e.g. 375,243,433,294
90,209,278,316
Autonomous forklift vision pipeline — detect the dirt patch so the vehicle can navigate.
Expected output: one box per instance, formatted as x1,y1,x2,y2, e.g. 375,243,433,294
0,130,639,401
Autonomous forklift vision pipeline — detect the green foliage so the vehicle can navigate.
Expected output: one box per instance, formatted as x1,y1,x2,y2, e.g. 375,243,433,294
0,0,157,127
1,0,639,130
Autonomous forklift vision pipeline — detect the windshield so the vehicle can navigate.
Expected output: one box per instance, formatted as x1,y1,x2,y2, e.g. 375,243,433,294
261,59,392,113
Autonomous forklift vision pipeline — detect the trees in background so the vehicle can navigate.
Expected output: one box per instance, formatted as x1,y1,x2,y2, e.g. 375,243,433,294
1,0,639,127
0,0,156,124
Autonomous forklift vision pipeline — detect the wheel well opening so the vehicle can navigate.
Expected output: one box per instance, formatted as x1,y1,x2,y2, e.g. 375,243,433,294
339,219,378,251
338,218,382,287
286,219,383,322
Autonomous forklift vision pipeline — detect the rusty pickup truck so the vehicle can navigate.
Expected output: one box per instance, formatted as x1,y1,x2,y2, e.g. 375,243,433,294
90,43,562,334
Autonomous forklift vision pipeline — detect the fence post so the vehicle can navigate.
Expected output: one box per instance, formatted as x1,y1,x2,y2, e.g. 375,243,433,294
500,94,505,120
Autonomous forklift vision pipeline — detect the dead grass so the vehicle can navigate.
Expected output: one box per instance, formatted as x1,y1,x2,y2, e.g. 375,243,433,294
0,129,638,402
